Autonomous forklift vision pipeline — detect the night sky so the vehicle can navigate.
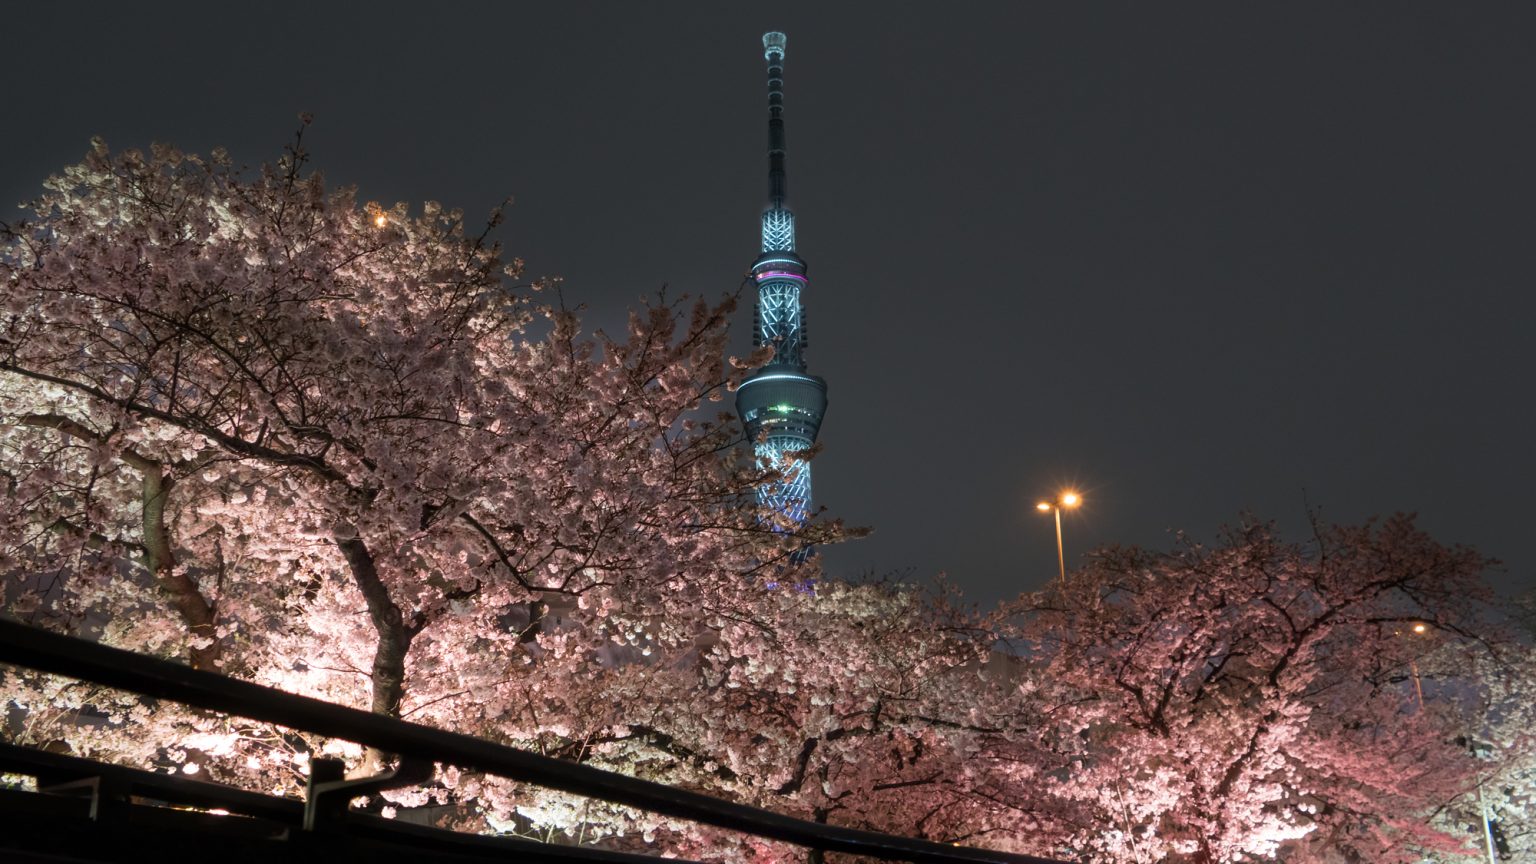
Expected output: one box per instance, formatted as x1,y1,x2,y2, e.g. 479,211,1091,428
5,3,1533,607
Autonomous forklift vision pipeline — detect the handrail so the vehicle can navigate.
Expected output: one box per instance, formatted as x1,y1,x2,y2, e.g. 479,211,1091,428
0,741,718,864
0,619,1068,864
0,740,303,823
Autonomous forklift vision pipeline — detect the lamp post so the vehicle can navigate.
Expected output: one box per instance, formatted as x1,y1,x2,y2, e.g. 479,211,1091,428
1409,622,1426,709
1402,623,1496,864
1035,491,1081,585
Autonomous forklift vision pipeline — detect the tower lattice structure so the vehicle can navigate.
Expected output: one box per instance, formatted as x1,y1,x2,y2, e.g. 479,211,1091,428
735,31,828,525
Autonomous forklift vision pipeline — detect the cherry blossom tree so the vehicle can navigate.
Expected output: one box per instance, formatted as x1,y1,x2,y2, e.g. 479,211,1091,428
1007,515,1504,863
474,577,1078,861
0,128,838,794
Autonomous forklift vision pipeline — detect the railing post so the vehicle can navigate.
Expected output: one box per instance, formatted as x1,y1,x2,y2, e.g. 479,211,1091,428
304,755,434,832
303,758,349,831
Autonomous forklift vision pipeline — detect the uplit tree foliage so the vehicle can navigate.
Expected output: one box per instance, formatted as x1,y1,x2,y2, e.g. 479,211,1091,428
554,577,1076,859
2,131,1528,864
1007,516,1507,863
0,129,841,791
417,577,1074,861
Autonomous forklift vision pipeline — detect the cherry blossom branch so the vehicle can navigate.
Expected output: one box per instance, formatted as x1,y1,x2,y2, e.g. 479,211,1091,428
1,363,348,484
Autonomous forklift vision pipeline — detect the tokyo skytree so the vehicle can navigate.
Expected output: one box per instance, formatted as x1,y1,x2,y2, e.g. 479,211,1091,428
735,32,828,525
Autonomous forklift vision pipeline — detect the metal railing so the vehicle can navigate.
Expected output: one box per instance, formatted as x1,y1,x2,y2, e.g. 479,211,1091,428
0,618,1068,864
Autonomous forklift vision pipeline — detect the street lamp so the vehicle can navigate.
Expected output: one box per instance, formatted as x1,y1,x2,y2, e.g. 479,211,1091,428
1398,622,1428,709
1036,491,1082,585
1399,623,1495,864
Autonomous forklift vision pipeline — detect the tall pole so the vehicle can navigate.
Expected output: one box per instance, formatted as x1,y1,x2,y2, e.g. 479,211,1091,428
1478,781,1498,864
1053,507,1066,585
1037,492,1080,587
1410,622,1496,864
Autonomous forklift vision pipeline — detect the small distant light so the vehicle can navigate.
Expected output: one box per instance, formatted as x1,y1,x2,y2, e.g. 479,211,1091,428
1036,502,1052,512
374,214,388,227
1413,623,1427,634
1061,492,1080,507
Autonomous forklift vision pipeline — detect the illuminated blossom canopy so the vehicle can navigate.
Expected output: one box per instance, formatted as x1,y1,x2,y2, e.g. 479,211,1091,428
0,129,830,794
1008,516,1516,863
2,131,1528,863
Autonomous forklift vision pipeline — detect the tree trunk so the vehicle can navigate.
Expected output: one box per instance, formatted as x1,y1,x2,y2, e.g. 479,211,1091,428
333,530,413,773
806,807,828,864
19,415,221,671
141,466,220,671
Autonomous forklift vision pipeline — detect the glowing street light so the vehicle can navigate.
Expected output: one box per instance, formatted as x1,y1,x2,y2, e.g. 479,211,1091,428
1035,491,1082,585
374,214,389,228
1397,622,1428,709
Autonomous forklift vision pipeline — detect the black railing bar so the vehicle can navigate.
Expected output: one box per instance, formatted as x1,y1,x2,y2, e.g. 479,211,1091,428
0,619,1069,864
0,740,718,864
346,811,720,864
0,740,303,823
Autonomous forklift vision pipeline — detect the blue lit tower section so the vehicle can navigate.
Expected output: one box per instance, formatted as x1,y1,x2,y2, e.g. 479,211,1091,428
736,31,828,525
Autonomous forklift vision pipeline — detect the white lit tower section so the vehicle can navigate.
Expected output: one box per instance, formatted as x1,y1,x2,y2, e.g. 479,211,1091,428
736,31,828,525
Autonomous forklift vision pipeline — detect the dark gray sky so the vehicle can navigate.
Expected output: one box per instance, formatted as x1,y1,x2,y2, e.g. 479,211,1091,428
5,2,1533,606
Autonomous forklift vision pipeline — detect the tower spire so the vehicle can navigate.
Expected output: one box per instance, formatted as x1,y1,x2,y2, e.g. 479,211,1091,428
737,31,827,526
765,31,788,212
760,31,795,254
